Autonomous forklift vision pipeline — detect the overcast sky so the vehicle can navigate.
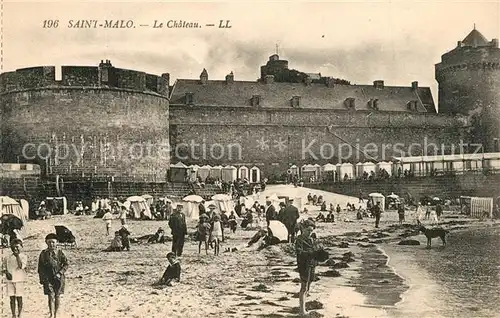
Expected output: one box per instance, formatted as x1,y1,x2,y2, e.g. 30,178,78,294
4,1,500,110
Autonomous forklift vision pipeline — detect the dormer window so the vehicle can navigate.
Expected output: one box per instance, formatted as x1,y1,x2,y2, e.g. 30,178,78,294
407,100,418,111
367,98,379,110
185,92,194,105
251,95,261,107
291,96,301,108
344,97,355,109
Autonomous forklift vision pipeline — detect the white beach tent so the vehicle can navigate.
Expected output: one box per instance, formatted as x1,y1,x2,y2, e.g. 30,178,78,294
0,196,28,223
249,166,261,183
289,165,300,177
221,166,237,182
362,162,376,175
238,166,249,180
322,163,337,181
376,161,393,176
369,193,385,212
141,194,154,207
188,165,200,182
209,165,223,180
124,196,152,219
182,194,204,220
338,163,354,180
197,165,211,181
211,193,235,213
355,162,364,178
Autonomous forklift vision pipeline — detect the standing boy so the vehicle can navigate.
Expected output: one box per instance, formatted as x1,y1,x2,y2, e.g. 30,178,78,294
3,238,27,318
295,219,318,316
38,233,69,318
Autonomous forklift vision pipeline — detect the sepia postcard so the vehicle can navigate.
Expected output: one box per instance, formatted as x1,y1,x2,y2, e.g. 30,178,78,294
1,1,500,317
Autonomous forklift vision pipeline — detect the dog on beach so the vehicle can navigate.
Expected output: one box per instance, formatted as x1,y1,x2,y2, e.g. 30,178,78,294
418,225,449,248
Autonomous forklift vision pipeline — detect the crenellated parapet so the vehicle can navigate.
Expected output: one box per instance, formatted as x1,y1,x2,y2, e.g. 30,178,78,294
0,60,171,96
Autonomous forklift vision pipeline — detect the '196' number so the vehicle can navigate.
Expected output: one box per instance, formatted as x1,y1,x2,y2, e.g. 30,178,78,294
43,20,59,28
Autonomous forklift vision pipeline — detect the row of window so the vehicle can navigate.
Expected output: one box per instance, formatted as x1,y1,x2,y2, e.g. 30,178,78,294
184,92,420,111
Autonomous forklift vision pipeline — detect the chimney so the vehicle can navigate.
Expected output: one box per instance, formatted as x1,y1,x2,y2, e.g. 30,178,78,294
264,75,274,84
373,80,384,89
98,59,113,85
225,71,234,84
162,73,170,87
157,73,170,96
457,41,463,47
411,81,418,90
200,68,208,85
326,77,335,88
492,38,499,48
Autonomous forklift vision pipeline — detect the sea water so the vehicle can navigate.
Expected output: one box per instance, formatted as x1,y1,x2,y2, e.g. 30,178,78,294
380,226,500,318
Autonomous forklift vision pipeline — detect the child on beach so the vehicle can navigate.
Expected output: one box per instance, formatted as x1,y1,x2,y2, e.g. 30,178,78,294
212,214,223,256
2,238,27,318
228,211,237,233
295,219,319,316
398,204,406,225
197,215,211,254
118,225,131,251
102,209,114,236
157,252,181,286
38,233,69,318
104,231,123,252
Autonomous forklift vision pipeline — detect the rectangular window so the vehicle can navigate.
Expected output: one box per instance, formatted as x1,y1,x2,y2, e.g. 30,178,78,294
291,96,301,108
251,95,261,107
494,138,499,152
185,92,194,105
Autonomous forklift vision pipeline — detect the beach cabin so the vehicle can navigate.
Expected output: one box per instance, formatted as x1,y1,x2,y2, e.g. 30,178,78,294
197,165,211,181
221,165,237,182
484,153,500,173
355,162,364,179
209,165,223,180
238,166,249,180
337,163,354,181
322,163,336,181
313,164,322,180
376,161,393,177
249,166,261,183
169,162,189,182
369,193,385,212
363,162,376,176
301,164,318,182
289,165,300,177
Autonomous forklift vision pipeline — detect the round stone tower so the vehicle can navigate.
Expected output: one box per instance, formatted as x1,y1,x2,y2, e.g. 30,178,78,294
0,61,171,181
435,27,500,152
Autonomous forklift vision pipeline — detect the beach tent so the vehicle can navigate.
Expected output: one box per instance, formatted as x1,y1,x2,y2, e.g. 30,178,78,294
355,162,364,178
267,193,286,211
188,165,200,182
469,197,494,219
362,162,376,175
322,163,336,181
19,199,29,222
182,194,204,220
0,196,28,224
46,197,68,215
170,162,189,182
141,194,154,207
209,165,223,180
301,164,318,181
124,196,152,219
211,193,235,213
197,165,211,181
268,220,288,242
376,161,393,176
221,166,237,182
249,166,261,183
289,165,300,177
369,193,385,212
337,163,354,180
238,166,249,180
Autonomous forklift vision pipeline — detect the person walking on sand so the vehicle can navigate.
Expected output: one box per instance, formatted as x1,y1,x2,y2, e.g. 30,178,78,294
2,238,27,318
118,206,128,225
398,204,405,225
168,204,187,257
373,202,382,228
295,219,319,316
102,209,114,236
38,233,69,318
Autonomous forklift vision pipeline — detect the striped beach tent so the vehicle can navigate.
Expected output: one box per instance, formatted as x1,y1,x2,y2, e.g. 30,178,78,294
469,197,494,219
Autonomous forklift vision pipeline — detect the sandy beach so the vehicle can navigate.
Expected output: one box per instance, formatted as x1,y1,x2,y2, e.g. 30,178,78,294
2,184,497,318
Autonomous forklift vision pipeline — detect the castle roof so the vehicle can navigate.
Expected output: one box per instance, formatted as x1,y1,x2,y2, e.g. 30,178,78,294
169,79,435,113
462,28,489,47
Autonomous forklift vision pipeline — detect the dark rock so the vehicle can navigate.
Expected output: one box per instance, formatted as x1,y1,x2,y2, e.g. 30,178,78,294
306,300,324,310
398,239,420,246
252,284,271,292
261,300,282,307
245,295,263,300
358,242,374,248
277,296,290,301
319,270,341,277
292,278,300,283
378,279,390,284
338,242,350,248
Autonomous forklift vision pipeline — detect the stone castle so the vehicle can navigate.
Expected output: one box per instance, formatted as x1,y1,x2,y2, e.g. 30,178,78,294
0,28,498,182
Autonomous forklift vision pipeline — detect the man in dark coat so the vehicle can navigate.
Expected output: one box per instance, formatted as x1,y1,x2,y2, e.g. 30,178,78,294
168,205,188,256
372,202,382,228
198,200,206,217
279,199,300,243
265,197,277,227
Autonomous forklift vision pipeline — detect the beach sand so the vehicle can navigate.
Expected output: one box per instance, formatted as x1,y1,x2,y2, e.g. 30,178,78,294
1,184,495,318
